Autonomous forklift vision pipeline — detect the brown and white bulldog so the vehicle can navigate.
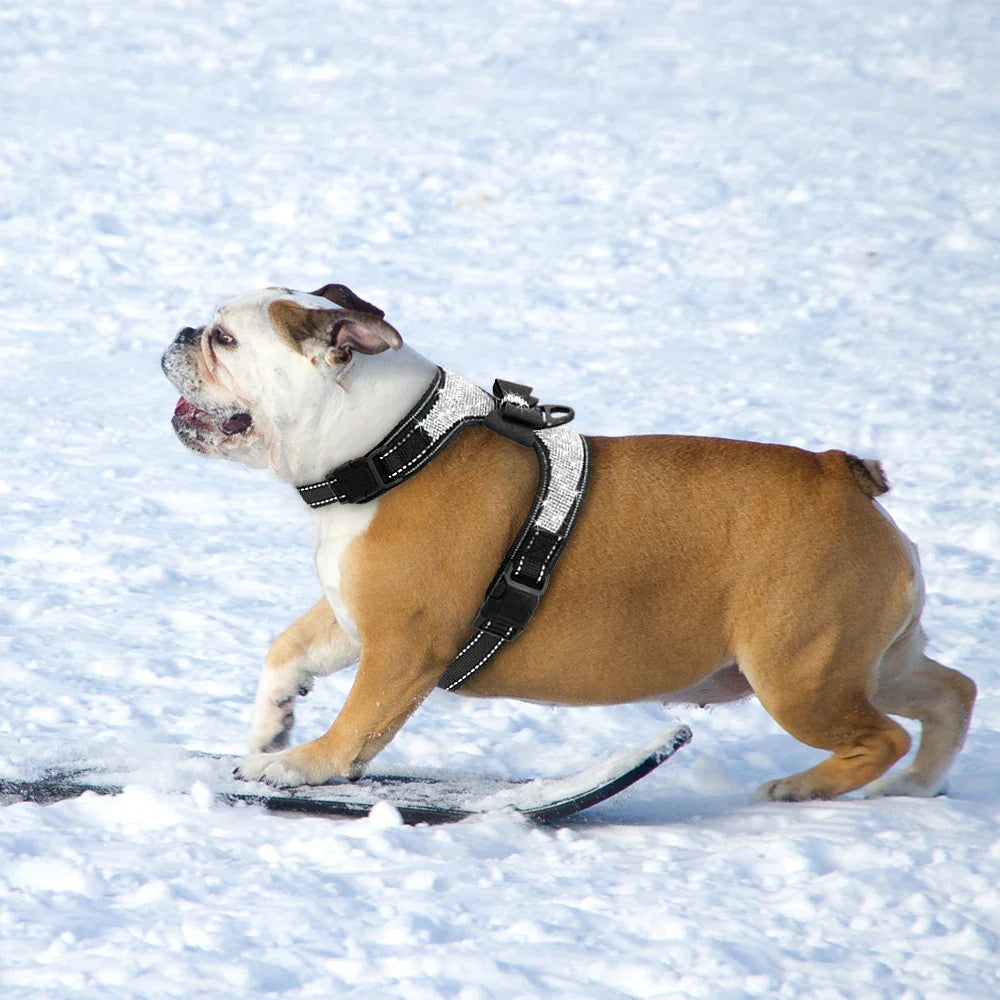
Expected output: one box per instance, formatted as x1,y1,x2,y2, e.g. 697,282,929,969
161,284,976,801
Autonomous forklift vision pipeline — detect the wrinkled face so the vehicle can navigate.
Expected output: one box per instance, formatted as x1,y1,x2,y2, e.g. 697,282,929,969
161,284,401,468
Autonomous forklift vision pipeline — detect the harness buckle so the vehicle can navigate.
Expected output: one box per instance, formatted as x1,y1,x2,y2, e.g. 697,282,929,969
473,564,549,639
328,453,388,503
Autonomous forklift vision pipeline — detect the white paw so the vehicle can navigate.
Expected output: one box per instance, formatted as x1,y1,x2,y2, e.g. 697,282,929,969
247,669,313,753
248,698,294,753
864,770,946,799
234,751,311,788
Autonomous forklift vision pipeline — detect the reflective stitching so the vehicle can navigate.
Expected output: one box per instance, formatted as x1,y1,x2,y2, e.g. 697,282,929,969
444,634,506,691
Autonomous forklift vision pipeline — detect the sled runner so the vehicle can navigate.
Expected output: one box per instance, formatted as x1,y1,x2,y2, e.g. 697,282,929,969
0,725,691,825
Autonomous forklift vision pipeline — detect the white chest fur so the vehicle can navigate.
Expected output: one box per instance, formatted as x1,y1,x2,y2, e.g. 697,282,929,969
312,501,379,642
297,347,438,642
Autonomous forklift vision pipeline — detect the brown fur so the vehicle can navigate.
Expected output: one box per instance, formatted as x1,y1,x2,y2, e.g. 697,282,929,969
268,429,975,799
268,300,402,359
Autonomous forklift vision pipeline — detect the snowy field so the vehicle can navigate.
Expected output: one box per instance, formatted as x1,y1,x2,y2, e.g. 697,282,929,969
2,0,999,996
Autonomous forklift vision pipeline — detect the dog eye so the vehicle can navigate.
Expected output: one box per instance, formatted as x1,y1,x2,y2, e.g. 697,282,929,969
211,329,236,347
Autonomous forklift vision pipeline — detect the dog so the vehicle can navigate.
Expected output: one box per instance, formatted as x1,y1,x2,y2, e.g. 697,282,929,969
161,284,976,800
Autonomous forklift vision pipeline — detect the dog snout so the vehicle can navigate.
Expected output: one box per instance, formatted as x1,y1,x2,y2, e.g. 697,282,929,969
175,325,203,345
162,326,202,381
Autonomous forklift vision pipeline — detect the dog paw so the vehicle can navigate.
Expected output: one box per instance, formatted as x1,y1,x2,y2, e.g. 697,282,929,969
864,770,947,799
752,777,826,803
247,671,315,753
247,699,294,753
234,750,312,787
234,746,363,787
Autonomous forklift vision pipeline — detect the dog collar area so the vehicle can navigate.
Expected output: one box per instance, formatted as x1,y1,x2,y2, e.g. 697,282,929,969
296,369,577,507
296,367,591,691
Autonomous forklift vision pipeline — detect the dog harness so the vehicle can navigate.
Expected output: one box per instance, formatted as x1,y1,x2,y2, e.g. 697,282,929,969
296,368,591,690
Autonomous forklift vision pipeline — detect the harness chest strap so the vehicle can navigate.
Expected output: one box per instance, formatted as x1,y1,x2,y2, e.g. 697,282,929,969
296,367,591,691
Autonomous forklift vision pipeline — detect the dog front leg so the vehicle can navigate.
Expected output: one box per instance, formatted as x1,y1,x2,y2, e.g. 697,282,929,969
237,639,441,786
248,597,359,752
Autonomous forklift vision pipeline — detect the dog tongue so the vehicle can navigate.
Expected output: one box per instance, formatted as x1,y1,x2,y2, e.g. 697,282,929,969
174,397,193,417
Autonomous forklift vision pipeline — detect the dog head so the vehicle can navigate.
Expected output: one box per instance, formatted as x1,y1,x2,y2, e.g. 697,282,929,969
161,284,403,475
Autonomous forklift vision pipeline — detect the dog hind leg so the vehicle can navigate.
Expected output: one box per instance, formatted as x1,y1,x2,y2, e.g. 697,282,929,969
745,629,913,802
753,700,912,802
866,623,976,797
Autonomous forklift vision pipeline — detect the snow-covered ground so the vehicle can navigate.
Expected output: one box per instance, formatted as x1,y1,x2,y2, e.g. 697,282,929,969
2,0,999,996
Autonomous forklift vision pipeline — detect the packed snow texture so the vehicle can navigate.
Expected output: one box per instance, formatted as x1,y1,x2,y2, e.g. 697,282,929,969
2,1,999,997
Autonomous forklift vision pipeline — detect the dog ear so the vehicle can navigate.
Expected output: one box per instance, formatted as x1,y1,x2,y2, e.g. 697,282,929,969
310,283,385,320
329,311,403,357
269,299,402,365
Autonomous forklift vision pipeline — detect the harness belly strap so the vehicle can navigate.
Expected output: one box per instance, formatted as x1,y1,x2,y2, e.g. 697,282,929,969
296,367,591,691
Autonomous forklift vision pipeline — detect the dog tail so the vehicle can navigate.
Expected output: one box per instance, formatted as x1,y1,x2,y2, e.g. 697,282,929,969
840,452,891,498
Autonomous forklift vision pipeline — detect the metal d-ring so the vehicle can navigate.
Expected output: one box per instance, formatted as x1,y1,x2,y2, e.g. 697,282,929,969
538,404,575,428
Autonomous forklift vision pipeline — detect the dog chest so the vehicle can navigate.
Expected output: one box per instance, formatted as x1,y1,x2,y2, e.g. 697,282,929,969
312,501,379,642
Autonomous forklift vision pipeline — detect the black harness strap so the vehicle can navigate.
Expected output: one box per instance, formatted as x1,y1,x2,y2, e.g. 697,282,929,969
296,368,590,691
437,426,590,691
296,368,487,507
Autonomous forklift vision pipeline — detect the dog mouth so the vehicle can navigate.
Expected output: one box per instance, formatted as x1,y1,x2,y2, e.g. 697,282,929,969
173,397,253,437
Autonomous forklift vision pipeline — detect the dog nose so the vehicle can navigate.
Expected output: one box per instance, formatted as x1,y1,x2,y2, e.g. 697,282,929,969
175,326,202,345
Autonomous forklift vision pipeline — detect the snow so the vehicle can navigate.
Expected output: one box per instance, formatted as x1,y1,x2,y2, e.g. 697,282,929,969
2,0,999,997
